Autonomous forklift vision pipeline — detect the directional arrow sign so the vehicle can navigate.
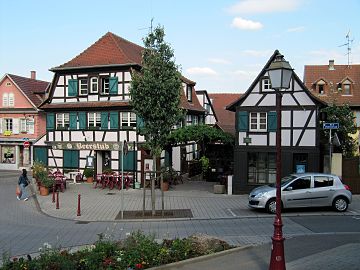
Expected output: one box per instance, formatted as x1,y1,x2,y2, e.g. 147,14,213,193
323,122,339,129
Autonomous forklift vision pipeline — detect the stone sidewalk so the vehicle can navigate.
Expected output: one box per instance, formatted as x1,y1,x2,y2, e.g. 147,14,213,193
33,180,360,222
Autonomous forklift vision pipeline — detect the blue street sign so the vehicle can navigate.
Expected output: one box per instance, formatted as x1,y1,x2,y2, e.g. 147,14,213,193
323,123,339,129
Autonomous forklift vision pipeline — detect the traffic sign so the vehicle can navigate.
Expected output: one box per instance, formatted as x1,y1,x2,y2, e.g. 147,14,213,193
323,123,339,129
23,141,30,148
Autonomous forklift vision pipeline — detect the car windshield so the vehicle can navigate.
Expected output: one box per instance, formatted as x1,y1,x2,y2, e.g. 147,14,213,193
268,175,297,188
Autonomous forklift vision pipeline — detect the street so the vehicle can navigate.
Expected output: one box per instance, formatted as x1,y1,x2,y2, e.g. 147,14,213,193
1,170,360,267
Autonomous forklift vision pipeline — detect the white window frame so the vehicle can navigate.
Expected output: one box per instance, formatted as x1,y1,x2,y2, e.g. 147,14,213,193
186,115,192,126
20,118,27,133
101,77,110,94
2,93,8,107
250,112,267,132
90,77,98,93
120,112,136,127
193,115,198,125
56,113,70,129
186,86,192,102
88,112,101,128
5,118,13,131
79,78,88,95
262,78,272,92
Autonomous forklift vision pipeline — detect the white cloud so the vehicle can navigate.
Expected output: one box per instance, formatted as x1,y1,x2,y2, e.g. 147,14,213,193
232,70,258,77
287,26,305,32
242,49,272,57
228,0,301,14
231,17,263,30
186,67,218,76
208,58,231,64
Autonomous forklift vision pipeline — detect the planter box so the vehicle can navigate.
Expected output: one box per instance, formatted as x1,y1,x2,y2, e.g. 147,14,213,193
213,184,225,194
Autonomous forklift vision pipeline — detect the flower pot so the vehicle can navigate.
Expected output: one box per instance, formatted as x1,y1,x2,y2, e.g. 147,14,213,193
39,186,49,196
86,176,94,183
161,182,169,192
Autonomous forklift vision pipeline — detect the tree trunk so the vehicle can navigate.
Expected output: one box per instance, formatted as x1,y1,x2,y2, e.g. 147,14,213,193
151,155,156,216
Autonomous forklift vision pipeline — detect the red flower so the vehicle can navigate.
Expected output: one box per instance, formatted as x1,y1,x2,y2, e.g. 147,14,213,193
135,263,144,269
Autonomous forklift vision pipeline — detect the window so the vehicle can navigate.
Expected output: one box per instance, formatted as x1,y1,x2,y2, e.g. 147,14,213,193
8,93,14,106
101,77,110,94
318,84,324,94
120,112,136,127
343,84,351,95
5,119,13,131
262,78,271,91
1,146,15,164
20,119,27,133
248,152,276,184
250,112,267,131
193,115,198,125
56,113,69,129
90,77,98,93
88,112,101,129
289,177,311,190
2,93,8,106
314,176,334,188
186,86,192,102
186,115,192,125
79,78,88,95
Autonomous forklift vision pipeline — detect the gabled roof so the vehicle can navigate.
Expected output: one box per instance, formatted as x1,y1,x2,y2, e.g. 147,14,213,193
51,32,143,70
227,50,325,111
180,86,206,113
208,93,241,135
304,63,360,106
5,74,50,107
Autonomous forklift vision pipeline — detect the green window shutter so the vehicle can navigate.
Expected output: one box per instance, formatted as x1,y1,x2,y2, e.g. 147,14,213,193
136,116,145,134
34,147,48,165
237,111,248,131
109,111,119,129
109,77,118,95
165,149,171,167
120,151,136,171
68,79,78,96
63,150,79,168
46,113,54,130
268,111,277,132
101,112,108,130
69,112,77,130
78,112,86,129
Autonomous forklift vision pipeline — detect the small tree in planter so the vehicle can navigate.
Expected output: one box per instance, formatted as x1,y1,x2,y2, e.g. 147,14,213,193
83,168,94,183
38,172,54,196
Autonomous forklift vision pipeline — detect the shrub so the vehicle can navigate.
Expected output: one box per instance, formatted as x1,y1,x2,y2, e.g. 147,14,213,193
83,168,94,178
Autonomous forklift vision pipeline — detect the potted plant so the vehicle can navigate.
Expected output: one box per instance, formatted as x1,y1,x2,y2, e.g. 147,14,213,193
161,167,176,191
32,161,46,188
83,168,94,183
38,171,54,196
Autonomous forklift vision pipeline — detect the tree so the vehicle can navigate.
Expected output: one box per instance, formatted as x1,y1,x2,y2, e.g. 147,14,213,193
130,26,183,215
321,103,357,157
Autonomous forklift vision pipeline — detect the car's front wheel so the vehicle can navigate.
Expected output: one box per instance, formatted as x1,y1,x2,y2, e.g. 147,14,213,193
332,197,348,212
265,198,277,214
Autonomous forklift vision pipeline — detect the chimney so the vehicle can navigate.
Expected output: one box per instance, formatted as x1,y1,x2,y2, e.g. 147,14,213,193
30,71,36,80
328,60,335,70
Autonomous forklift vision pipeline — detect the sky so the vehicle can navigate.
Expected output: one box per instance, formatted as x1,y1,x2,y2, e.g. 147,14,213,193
1,0,359,93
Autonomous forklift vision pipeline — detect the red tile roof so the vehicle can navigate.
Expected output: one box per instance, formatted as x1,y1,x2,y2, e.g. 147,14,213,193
52,32,143,70
304,63,360,106
180,86,206,113
208,93,242,135
7,74,50,107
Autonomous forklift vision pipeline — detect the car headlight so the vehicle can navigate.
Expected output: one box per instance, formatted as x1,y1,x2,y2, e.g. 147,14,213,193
254,192,266,198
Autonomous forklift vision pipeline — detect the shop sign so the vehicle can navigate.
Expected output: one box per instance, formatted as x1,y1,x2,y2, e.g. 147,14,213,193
52,142,122,151
3,130,12,136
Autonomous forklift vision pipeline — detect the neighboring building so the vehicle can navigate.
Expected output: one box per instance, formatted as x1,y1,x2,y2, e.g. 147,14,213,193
34,32,205,183
196,90,217,126
227,50,325,193
304,60,360,150
208,93,241,136
0,72,49,170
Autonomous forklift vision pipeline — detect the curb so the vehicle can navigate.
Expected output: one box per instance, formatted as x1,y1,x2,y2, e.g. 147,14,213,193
148,245,253,269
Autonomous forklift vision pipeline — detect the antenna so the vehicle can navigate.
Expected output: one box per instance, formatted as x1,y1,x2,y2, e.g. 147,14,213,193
338,30,354,67
138,18,155,33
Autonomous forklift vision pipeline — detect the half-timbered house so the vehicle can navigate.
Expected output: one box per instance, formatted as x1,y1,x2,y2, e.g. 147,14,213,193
0,72,49,170
196,90,217,126
227,50,325,193
34,32,205,183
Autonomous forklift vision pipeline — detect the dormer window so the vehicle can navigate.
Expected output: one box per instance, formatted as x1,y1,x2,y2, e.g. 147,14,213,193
186,85,192,102
343,84,351,95
316,80,326,95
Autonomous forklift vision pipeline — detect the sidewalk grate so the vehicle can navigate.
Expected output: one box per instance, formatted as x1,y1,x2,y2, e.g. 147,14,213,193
115,209,193,220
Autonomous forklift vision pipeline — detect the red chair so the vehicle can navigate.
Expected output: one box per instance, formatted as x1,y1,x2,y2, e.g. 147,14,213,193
94,174,104,189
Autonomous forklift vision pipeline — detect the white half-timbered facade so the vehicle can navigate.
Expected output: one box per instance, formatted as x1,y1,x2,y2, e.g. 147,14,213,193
227,50,325,193
196,90,217,126
34,32,205,183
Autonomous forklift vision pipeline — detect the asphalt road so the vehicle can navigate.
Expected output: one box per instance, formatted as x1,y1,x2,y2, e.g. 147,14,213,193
1,170,359,263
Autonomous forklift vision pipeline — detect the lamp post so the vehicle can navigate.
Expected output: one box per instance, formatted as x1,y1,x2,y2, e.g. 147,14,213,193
267,53,293,270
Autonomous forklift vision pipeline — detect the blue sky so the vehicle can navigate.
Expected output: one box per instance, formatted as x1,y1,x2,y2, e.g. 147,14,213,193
1,0,359,93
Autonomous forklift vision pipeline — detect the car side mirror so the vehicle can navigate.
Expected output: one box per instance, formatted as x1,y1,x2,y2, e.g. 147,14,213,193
284,186,293,191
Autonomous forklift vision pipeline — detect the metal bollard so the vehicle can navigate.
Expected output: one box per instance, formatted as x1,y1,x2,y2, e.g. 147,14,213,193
56,191,59,209
77,194,81,216
52,184,55,203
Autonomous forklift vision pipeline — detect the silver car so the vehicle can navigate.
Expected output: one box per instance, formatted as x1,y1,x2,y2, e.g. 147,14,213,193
248,173,352,214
